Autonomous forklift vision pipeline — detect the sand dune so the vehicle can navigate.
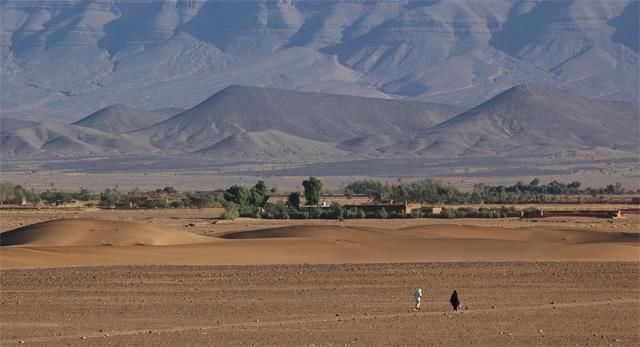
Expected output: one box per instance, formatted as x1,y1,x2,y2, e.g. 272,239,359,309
397,224,640,244
222,223,639,244
0,218,214,247
1,220,638,268
219,225,393,240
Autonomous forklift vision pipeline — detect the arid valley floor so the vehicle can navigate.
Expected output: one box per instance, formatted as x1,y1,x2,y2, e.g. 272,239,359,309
1,208,639,346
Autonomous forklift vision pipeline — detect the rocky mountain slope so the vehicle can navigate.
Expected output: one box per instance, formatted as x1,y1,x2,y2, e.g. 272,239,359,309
1,0,637,122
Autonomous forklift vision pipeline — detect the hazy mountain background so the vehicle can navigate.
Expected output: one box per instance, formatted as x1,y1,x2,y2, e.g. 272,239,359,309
0,85,463,159
2,84,637,163
1,0,638,122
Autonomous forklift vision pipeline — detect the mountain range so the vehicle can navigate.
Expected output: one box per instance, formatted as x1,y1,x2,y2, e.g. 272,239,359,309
1,84,637,164
139,85,463,155
1,0,638,122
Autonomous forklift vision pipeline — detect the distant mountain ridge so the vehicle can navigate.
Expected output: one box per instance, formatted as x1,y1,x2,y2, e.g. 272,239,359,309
381,84,640,157
139,85,463,152
1,85,637,163
0,121,156,157
1,0,637,122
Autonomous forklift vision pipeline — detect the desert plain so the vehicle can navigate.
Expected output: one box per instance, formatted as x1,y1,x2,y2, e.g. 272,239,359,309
1,208,639,346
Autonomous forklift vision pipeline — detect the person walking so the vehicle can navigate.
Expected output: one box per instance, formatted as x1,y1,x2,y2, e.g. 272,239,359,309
450,289,461,311
414,288,423,311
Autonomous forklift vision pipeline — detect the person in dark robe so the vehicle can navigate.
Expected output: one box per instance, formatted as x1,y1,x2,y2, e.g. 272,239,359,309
450,290,461,311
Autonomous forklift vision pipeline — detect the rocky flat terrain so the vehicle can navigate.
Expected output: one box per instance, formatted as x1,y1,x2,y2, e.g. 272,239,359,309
1,263,638,346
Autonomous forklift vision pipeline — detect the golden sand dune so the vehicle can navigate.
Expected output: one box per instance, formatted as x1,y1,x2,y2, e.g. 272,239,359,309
396,224,639,244
0,218,213,247
222,223,639,245
1,220,638,268
219,225,392,239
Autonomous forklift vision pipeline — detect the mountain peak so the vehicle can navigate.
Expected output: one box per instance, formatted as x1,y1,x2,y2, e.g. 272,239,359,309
219,84,261,92
73,104,180,133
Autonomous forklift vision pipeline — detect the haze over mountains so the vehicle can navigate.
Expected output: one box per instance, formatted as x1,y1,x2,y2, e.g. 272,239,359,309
1,85,462,159
1,85,637,164
1,0,638,122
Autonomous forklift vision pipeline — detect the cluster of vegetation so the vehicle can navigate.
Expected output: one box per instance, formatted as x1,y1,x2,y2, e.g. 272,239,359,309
344,178,465,204
0,182,98,206
0,182,40,205
261,202,407,220
473,179,626,197
221,178,324,220
97,187,225,209
344,178,632,204
220,177,415,221
249,202,408,220
0,181,226,209
221,177,381,220
0,175,632,222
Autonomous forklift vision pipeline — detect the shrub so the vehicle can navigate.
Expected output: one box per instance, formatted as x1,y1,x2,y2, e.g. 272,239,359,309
99,188,122,208
250,181,269,208
185,191,224,208
140,199,168,209
238,205,259,217
163,186,177,195
263,201,290,219
331,202,344,220
303,177,323,205
442,208,457,219
522,207,541,218
221,202,239,220
390,210,406,219
74,187,95,201
287,192,301,209
308,207,324,219
41,190,74,205
169,200,184,208
224,185,252,206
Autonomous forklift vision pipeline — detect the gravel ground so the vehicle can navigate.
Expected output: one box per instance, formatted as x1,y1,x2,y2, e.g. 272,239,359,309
1,262,638,346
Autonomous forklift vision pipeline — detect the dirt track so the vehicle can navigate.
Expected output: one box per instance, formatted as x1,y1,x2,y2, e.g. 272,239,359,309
1,262,638,346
